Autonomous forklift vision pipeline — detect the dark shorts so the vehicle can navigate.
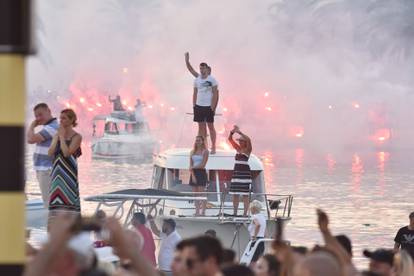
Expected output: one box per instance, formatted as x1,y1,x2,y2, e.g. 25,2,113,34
193,105,214,123
189,169,208,187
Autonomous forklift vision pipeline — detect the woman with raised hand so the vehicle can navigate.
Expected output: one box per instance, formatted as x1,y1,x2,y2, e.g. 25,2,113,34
228,125,252,216
48,109,82,215
189,135,209,216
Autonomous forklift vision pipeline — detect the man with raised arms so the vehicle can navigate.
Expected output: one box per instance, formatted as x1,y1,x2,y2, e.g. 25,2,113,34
185,52,219,154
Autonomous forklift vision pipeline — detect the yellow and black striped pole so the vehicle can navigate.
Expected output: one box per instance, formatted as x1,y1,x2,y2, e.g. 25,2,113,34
0,0,32,275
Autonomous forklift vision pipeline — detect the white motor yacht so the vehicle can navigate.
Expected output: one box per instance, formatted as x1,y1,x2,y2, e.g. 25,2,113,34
85,148,293,256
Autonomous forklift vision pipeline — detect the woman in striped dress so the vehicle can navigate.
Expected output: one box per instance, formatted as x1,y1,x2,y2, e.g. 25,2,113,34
48,109,82,215
228,125,252,216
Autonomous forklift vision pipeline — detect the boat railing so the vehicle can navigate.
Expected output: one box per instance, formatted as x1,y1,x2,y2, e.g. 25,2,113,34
85,191,292,226
174,191,293,223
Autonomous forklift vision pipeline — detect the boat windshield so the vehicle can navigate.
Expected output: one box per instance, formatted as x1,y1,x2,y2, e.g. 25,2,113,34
124,123,145,134
151,166,265,203
104,122,119,135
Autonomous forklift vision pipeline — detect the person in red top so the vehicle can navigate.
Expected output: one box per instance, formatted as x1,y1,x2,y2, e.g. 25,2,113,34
132,212,156,266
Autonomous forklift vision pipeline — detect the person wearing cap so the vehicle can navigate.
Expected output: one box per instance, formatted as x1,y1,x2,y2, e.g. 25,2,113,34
363,248,394,276
228,125,253,216
132,212,156,266
394,212,414,254
147,215,182,274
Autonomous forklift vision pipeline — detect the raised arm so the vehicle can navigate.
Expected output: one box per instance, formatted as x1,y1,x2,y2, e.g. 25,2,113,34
27,120,46,144
59,134,82,158
185,52,199,78
228,131,241,152
105,218,158,276
147,215,160,237
48,135,59,157
236,130,252,155
317,209,351,265
23,214,76,276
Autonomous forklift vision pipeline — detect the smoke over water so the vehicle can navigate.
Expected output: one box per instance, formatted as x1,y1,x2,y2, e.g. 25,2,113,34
28,0,414,156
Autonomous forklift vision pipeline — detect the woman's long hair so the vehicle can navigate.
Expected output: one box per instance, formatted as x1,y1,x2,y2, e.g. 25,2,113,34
191,135,207,155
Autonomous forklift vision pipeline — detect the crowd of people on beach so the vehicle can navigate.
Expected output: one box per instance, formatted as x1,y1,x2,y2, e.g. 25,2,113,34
23,209,414,276
24,53,414,275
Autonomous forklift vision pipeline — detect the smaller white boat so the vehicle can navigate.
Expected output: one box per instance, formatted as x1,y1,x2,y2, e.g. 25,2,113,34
91,98,157,159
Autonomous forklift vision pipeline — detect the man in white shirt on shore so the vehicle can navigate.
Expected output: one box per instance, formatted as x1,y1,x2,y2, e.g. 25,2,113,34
148,216,182,274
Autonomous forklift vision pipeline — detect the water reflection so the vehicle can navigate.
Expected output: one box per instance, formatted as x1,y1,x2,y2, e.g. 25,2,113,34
377,151,389,173
376,151,390,195
262,151,275,192
351,153,364,192
295,148,304,185
326,154,336,174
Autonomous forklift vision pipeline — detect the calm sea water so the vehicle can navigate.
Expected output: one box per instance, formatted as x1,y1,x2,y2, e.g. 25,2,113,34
25,145,414,269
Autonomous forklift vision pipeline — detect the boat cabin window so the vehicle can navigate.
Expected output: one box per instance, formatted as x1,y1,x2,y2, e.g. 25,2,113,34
163,168,265,202
123,122,146,134
152,165,166,189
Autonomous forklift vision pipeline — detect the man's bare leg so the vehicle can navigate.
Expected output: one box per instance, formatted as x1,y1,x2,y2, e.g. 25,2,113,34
233,195,240,216
207,122,216,154
242,195,250,216
198,122,207,138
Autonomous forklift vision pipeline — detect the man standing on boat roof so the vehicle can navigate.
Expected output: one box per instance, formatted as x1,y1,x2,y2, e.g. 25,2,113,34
109,95,125,111
185,52,219,154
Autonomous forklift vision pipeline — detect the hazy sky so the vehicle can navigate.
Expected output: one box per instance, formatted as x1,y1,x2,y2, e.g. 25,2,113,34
27,0,414,152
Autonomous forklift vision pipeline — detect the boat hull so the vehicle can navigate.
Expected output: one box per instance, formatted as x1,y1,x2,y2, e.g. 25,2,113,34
154,215,290,257
91,135,156,159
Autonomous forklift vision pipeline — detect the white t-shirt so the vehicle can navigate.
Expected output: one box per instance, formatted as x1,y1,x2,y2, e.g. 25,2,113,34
248,213,266,238
158,230,182,271
194,75,218,107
